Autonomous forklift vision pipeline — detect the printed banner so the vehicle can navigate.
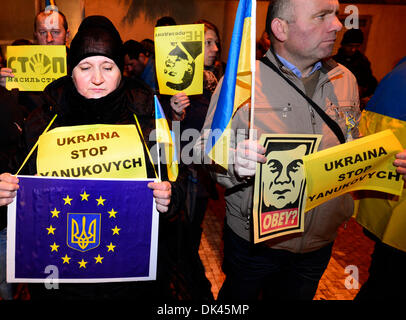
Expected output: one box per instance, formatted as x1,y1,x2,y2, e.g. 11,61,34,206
304,129,404,212
154,24,204,95
7,176,158,283
6,45,67,91
37,124,147,178
252,134,322,243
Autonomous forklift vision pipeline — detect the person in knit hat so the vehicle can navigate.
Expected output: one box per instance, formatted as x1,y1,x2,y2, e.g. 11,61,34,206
0,15,183,300
68,15,124,75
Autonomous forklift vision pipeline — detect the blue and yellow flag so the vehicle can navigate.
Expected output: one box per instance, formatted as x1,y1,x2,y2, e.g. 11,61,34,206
355,57,406,252
205,0,255,168
7,176,158,282
45,0,56,7
154,95,178,181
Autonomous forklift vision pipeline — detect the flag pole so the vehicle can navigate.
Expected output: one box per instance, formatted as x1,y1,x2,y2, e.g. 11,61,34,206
249,0,256,141
153,95,162,181
157,141,162,181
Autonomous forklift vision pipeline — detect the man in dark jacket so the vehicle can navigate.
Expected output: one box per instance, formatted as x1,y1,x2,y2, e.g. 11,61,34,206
334,28,378,110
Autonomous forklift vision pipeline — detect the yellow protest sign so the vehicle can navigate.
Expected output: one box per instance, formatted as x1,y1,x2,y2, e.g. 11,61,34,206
36,124,147,179
252,134,322,243
154,24,204,95
6,45,66,91
304,129,404,212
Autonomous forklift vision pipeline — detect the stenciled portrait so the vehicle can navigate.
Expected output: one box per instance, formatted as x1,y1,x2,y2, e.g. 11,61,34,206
252,135,321,243
163,41,202,91
155,24,204,95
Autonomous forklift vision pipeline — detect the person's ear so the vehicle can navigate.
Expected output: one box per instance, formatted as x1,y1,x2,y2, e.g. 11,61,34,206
138,53,147,65
65,29,70,44
270,18,289,42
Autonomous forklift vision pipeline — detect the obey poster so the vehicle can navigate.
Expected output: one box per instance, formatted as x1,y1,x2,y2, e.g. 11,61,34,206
252,134,321,243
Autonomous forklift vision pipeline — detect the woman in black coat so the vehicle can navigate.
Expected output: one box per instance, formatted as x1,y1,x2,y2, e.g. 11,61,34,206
0,15,181,300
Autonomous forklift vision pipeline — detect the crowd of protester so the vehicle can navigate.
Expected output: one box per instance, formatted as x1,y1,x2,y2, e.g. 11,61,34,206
0,0,405,302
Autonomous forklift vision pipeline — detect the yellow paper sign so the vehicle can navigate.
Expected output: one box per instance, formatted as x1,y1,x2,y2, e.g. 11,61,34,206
252,134,322,243
36,124,147,179
6,45,66,91
304,129,404,212
154,24,204,95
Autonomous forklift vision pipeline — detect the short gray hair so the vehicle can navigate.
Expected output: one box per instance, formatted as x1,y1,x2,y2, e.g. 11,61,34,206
265,0,294,36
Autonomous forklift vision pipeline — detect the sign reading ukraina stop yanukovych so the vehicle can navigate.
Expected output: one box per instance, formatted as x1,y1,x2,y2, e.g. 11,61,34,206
6,45,66,91
7,176,158,282
155,24,204,95
303,129,404,212
36,124,147,179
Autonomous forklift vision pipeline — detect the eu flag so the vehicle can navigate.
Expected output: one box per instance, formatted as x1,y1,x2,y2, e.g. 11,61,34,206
7,176,158,283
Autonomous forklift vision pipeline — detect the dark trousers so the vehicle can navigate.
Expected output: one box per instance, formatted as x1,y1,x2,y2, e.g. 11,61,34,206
355,239,406,300
218,225,333,301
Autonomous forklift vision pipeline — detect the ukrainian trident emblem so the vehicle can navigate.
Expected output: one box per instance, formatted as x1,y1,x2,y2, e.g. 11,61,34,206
67,213,101,252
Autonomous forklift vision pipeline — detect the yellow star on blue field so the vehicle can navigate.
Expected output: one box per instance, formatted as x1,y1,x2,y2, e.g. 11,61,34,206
61,254,71,264
94,254,104,264
78,259,88,269
50,242,59,252
112,226,121,235
50,208,60,218
63,195,73,205
46,225,56,235
96,196,106,206
108,208,117,218
107,242,116,252
80,191,90,201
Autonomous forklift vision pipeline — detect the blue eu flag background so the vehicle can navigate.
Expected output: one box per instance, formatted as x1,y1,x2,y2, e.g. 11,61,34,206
7,176,158,283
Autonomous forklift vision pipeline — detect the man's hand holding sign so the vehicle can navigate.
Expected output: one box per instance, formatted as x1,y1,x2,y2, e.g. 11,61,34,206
394,153,406,183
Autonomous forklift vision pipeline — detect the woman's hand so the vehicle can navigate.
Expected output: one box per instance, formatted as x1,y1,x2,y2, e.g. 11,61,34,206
170,92,190,120
0,173,19,206
148,181,172,213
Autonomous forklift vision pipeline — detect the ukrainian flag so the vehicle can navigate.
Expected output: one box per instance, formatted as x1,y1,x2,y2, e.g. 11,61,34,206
154,95,178,182
205,0,256,168
45,0,56,7
355,57,406,252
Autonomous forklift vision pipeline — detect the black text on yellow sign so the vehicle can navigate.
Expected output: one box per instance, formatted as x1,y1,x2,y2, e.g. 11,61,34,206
303,130,404,212
6,45,67,91
37,125,147,179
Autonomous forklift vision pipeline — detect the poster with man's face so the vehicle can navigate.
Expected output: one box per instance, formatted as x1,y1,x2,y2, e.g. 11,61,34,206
252,134,321,243
154,24,204,95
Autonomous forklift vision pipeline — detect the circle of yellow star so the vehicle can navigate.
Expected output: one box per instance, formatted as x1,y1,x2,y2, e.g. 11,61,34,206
112,226,121,235
94,254,104,264
63,195,73,205
50,242,59,252
106,242,116,252
46,225,56,235
96,196,106,206
80,191,90,201
50,208,60,218
78,259,88,268
61,254,71,264
108,208,117,218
